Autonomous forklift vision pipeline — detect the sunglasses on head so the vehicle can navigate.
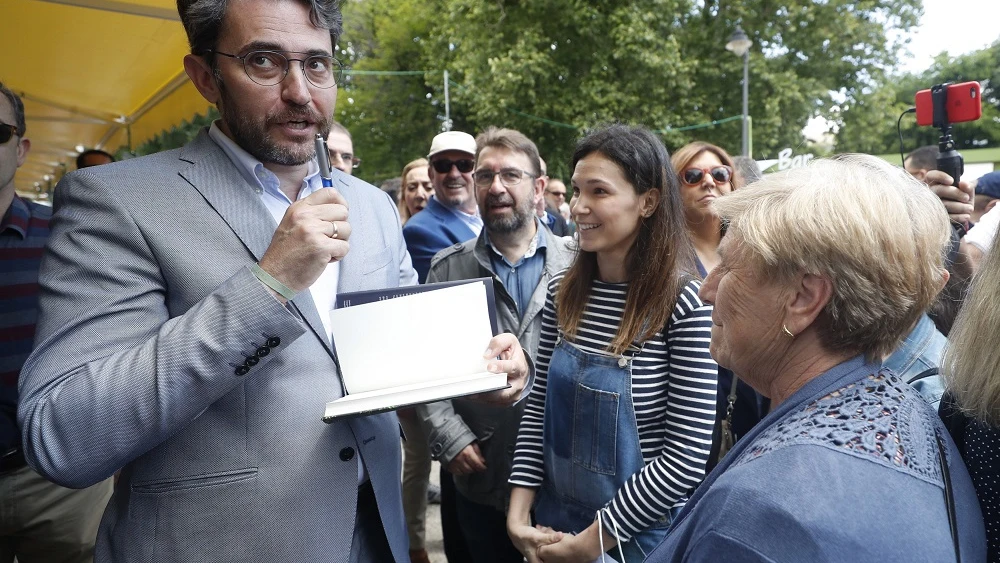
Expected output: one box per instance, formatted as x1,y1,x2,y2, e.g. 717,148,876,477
682,165,733,186
0,123,19,145
431,158,475,174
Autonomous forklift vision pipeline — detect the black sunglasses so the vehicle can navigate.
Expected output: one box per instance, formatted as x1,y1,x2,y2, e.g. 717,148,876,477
681,165,733,186
0,123,19,145
431,158,475,174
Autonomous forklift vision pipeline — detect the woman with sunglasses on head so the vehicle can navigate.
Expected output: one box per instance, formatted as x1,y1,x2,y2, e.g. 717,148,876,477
671,142,736,277
506,124,718,563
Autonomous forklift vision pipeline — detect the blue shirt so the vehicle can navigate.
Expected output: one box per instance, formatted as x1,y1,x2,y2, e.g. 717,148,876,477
485,220,546,317
1,196,51,452
445,199,483,236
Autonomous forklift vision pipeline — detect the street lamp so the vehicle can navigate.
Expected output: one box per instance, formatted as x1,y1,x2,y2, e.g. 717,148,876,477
726,26,753,157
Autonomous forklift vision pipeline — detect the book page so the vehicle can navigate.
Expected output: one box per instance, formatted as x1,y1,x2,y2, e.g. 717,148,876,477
329,282,494,394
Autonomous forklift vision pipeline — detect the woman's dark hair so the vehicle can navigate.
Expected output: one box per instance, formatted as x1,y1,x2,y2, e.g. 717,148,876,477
177,0,342,66
558,124,697,355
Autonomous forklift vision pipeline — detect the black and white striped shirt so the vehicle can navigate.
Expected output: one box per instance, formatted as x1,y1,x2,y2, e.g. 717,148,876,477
509,274,718,541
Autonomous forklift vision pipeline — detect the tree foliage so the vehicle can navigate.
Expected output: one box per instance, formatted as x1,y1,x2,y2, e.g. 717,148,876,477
336,0,923,182
834,40,1000,156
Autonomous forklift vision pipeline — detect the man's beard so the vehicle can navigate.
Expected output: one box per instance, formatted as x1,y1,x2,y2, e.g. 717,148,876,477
218,82,331,166
482,193,535,234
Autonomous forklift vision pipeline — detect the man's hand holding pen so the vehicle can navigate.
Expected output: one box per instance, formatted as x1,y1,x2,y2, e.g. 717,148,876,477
258,189,352,297
255,133,351,300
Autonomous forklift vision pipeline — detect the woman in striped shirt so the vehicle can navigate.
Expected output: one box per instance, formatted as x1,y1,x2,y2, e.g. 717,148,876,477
506,124,718,562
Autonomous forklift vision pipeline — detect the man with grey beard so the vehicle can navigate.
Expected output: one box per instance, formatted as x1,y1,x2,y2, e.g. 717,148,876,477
417,127,575,563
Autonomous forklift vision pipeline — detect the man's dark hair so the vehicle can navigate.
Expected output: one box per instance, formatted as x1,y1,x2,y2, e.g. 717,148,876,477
475,127,542,176
76,149,115,169
906,145,939,171
176,0,342,67
0,81,26,137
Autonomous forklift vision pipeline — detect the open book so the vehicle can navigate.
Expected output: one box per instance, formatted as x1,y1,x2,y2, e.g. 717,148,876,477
323,278,509,420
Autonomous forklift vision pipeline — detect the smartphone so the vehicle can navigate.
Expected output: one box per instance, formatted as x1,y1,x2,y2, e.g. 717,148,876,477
915,81,982,126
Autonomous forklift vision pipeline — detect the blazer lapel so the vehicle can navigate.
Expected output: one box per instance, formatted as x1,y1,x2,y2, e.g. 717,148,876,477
177,130,337,359
178,132,274,261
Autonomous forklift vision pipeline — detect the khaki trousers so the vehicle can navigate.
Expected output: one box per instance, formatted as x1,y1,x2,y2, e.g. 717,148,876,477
398,410,432,550
0,465,113,563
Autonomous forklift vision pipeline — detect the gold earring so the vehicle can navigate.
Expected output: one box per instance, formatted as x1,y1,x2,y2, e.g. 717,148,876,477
782,324,795,339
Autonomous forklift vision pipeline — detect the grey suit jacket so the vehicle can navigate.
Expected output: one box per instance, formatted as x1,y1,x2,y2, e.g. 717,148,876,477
17,130,418,562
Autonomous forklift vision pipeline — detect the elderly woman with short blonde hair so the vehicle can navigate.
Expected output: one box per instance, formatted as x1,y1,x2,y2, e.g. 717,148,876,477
646,155,986,562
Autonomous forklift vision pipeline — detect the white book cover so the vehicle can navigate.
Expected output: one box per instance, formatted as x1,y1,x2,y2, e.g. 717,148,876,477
323,280,507,420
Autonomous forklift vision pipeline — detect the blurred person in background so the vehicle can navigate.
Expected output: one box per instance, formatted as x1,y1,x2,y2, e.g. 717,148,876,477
536,159,570,237
76,149,114,169
971,171,1000,224
403,131,481,283
732,155,762,189
670,141,735,277
398,157,433,225
671,141,766,471
903,145,939,183
544,178,568,213
1,81,113,563
327,121,359,175
396,154,438,563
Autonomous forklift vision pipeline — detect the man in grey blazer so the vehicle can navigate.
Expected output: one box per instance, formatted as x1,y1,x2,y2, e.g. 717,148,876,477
16,0,527,561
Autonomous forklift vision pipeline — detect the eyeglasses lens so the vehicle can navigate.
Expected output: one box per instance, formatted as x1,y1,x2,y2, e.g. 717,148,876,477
243,51,340,88
0,125,15,144
432,159,475,174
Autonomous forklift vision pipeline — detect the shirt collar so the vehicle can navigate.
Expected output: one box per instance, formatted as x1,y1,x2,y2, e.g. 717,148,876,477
208,121,321,202
1,194,30,239
485,217,547,263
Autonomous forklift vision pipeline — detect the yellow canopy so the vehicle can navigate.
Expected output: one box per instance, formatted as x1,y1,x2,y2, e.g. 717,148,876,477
6,0,211,198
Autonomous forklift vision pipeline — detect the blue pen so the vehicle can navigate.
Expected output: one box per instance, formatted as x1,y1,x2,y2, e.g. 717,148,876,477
315,133,334,188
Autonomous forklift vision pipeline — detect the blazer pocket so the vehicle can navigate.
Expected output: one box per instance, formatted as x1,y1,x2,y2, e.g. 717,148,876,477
131,468,258,494
362,246,392,275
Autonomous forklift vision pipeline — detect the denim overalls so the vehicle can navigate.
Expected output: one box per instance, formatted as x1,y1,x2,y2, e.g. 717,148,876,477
534,336,673,562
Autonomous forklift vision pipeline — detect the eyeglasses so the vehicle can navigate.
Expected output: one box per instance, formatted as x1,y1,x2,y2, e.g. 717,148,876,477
431,158,475,174
0,123,20,144
545,188,567,198
473,168,537,188
209,50,343,89
681,165,733,186
330,151,361,169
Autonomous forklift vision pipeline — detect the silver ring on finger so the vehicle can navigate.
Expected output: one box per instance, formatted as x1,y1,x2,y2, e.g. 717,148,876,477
331,221,339,240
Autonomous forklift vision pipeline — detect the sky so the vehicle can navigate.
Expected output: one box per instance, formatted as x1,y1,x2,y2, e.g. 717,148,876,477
799,0,998,144
898,0,1000,74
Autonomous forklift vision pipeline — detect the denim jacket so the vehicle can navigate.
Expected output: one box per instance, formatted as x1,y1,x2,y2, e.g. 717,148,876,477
884,313,947,408
646,359,986,562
